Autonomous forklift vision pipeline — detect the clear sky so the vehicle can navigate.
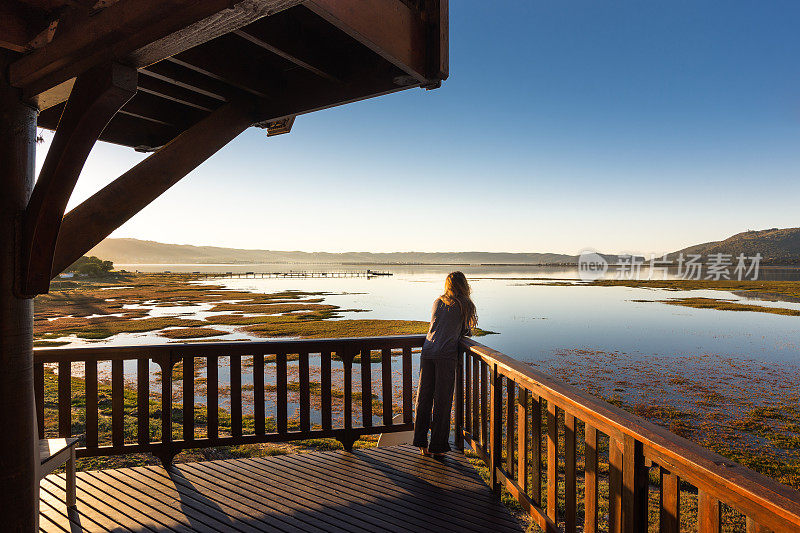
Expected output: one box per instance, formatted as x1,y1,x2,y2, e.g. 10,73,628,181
36,0,800,256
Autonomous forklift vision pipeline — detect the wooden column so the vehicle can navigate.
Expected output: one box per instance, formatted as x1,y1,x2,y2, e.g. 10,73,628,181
0,60,38,531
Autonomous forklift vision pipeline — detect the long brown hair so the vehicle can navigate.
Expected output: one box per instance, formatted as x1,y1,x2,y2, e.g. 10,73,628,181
440,271,477,331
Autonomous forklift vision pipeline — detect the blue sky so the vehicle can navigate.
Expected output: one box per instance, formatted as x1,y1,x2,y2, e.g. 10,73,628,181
37,1,800,255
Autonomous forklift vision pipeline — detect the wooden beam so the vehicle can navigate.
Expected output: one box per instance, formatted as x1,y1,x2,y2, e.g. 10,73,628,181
233,26,342,83
425,0,448,84
137,76,219,112
91,112,180,152
166,39,285,99
305,0,428,83
20,63,137,297
50,100,255,276
255,65,413,124
140,63,234,102
0,3,40,53
119,92,208,129
9,0,301,100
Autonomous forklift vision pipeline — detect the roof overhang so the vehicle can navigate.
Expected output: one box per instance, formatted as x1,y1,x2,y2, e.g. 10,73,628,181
4,0,448,150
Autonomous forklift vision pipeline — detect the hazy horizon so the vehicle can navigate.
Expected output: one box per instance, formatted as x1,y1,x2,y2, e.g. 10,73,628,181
91,236,697,258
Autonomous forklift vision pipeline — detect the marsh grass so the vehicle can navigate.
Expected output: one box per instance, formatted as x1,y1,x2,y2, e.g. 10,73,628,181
159,327,227,339
657,297,800,316
34,274,447,342
590,279,800,301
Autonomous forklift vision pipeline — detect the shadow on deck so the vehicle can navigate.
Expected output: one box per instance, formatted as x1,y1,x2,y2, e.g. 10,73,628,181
39,445,523,532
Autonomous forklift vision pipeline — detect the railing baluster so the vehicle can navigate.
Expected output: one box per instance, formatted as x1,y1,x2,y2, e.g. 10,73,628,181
58,361,71,437
489,363,502,494
584,423,598,533
230,354,242,437
517,387,528,494
659,468,680,533
698,490,721,532
480,361,488,451
182,355,194,441
565,413,577,533
161,358,173,445
454,349,464,450
465,350,472,436
276,352,287,434
299,351,310,432
137,358,149,445
253,353,265,435
34,362,44,439
547,402,558,523
506,378,515,477
623,434,647,531
402,346,412,424
360,347,372,427
609,437,623,533
472,356,480,443
343,350,353,432
207,355,218,439
85,360,98,448
321,350,332,430
112,359,124,446
381,348,392,426
531,394,542,506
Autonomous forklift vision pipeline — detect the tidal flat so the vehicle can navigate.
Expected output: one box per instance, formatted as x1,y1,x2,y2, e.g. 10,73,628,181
35,273,485,345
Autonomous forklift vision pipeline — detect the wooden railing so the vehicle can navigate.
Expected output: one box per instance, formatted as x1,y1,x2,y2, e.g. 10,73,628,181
457,338,800,533
35,334,800,531
34,335,423,465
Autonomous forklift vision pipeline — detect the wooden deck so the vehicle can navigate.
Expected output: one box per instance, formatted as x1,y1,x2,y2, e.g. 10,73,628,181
39,445,523,532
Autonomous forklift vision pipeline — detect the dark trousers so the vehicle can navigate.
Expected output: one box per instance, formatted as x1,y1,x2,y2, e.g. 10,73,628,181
413,357,457,453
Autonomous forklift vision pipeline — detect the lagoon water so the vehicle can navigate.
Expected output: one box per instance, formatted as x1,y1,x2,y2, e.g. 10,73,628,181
117,263,800,365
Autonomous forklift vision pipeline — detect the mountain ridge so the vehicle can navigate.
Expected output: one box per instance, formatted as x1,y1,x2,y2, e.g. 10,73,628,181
90,238,585,265
89,228,800,266
671,227,800,264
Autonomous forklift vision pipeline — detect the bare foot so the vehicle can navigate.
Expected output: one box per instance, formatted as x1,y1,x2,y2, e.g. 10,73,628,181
419,447,431,456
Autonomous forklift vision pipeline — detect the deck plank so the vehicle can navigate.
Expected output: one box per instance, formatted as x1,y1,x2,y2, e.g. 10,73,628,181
236,454,470,532
285,449,520,527
40,445,523,533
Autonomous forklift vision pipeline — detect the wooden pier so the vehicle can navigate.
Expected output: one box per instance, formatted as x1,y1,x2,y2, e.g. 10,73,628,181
195,270,393,280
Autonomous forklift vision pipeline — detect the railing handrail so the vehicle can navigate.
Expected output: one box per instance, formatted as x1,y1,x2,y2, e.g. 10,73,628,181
460,337,800,531
34,334,427,362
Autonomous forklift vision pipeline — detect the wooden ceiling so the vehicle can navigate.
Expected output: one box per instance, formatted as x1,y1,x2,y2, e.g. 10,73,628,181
3,0,448,150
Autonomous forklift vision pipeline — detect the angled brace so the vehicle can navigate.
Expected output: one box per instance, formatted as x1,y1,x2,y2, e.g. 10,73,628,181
19,62,137,297
50,99,256,278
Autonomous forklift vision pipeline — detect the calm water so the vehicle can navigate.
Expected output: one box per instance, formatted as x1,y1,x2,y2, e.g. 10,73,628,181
111,263,800,364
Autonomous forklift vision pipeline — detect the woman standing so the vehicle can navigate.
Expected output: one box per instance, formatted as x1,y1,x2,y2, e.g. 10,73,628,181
413,271,478,458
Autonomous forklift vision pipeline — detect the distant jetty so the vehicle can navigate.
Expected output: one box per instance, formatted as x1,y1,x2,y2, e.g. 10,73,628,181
181,270,394,279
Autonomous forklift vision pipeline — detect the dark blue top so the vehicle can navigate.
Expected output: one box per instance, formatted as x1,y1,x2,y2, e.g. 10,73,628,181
421,298,471,360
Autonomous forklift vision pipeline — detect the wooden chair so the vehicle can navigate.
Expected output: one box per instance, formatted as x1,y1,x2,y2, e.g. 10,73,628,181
39,437,79,507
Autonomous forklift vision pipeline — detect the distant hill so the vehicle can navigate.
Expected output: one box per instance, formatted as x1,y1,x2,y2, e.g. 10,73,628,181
94,230,800,267
672,228,800,264
90,238,585,265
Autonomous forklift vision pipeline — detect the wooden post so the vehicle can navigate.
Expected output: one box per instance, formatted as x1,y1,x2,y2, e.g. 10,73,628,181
0,61,38,530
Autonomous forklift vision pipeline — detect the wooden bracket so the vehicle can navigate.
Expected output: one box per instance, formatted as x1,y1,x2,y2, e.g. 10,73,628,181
19,63,137,297
49,99,256,278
